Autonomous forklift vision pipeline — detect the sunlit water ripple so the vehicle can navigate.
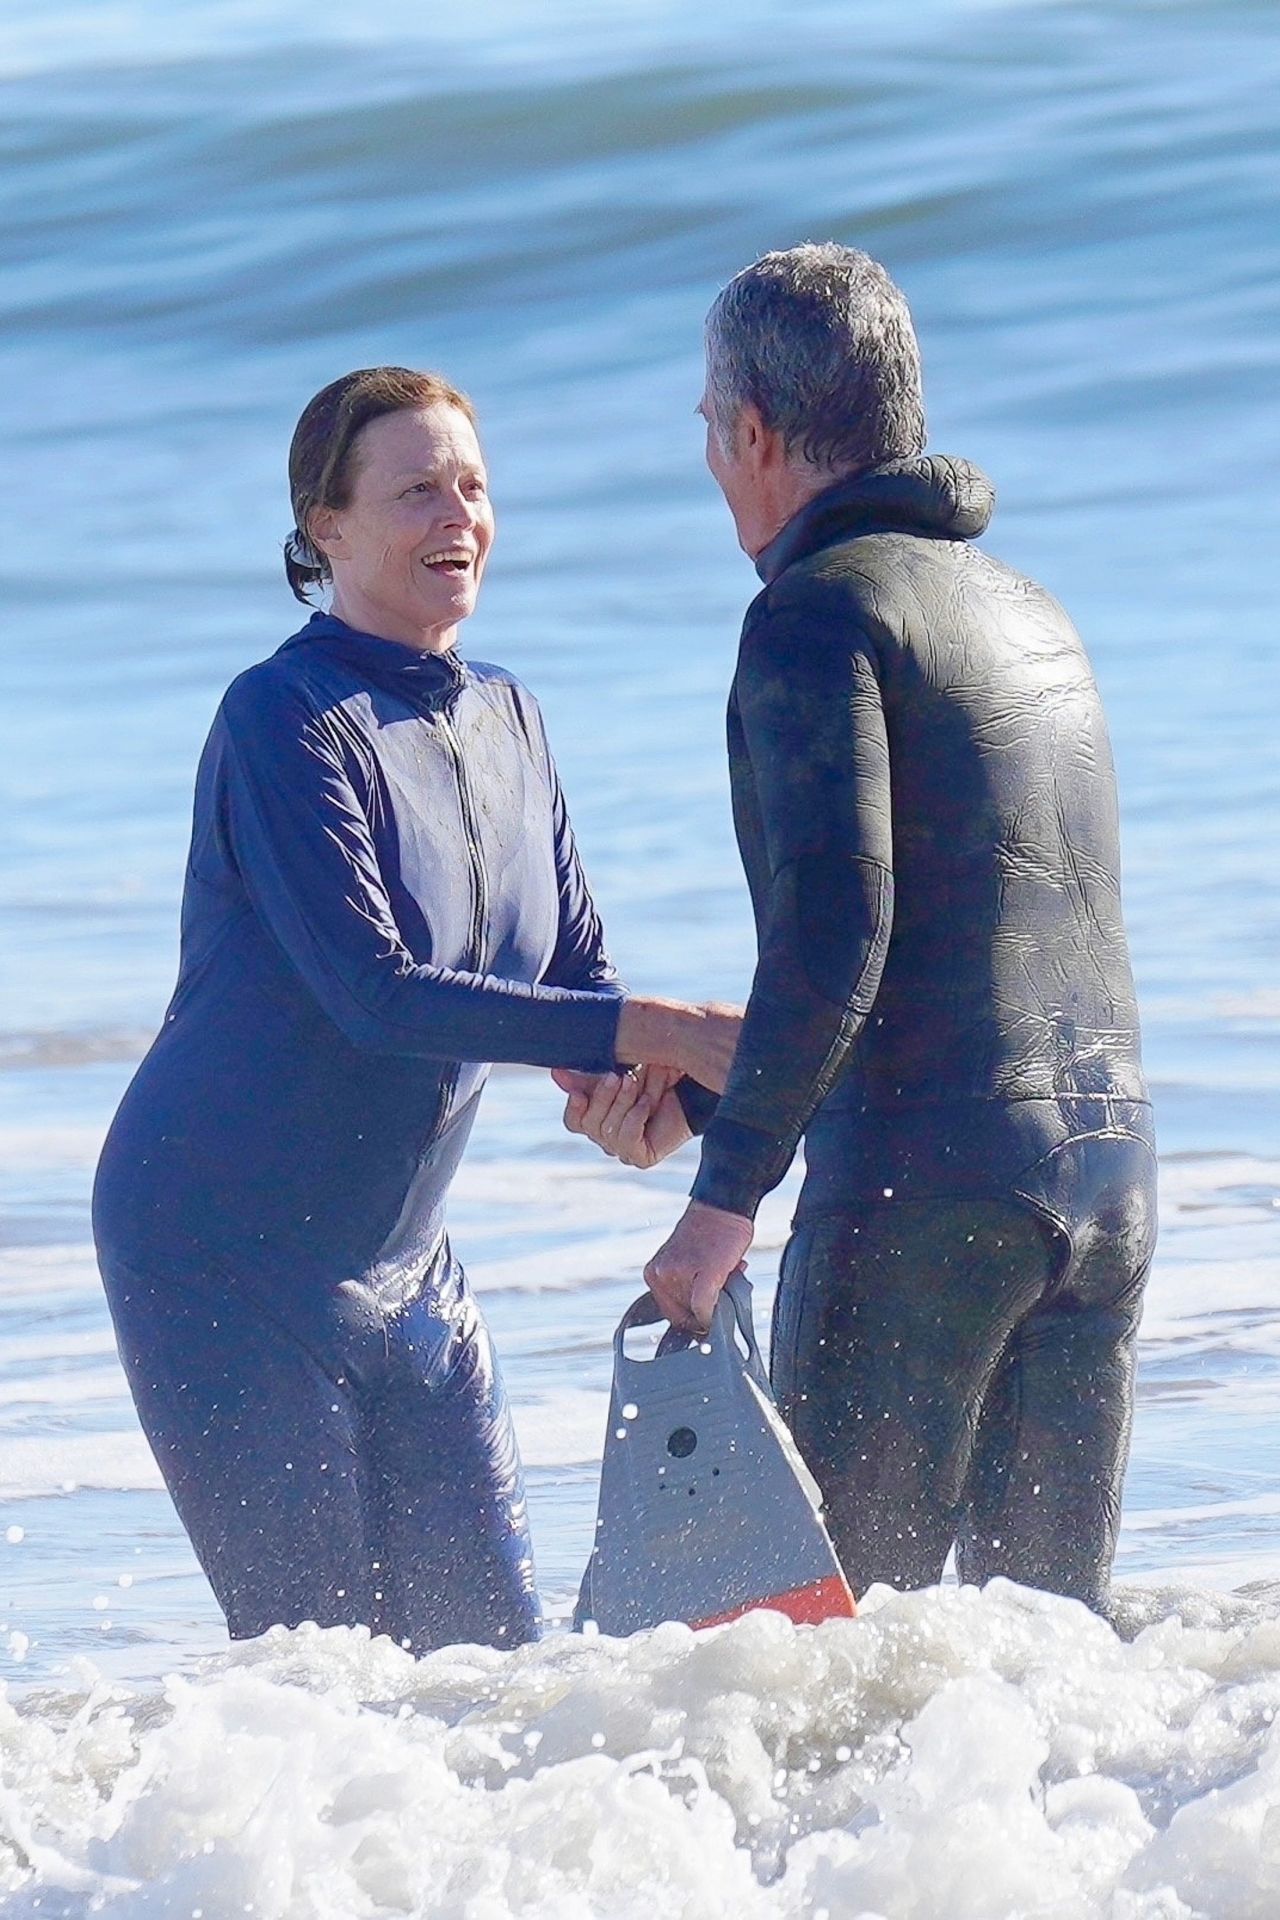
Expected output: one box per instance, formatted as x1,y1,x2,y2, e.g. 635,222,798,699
0,1,1278,1911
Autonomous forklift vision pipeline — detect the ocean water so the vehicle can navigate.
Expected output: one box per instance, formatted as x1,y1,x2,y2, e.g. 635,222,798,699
2,0,1279,1911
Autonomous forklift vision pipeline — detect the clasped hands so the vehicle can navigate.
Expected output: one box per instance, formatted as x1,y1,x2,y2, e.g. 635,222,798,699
550,997,753,1334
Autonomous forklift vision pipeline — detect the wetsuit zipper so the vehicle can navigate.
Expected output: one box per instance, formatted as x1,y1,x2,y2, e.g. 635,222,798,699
434,705,489,1126
437,709,488,967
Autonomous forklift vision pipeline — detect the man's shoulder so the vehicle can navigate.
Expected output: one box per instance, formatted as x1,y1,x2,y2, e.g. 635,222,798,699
741,539,893,656
747,532,1071,652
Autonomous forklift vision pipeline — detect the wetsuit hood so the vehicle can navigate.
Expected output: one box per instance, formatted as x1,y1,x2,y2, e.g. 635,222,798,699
280,610,465,708
755,454,996,584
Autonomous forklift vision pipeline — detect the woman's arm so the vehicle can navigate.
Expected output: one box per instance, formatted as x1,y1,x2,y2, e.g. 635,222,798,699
216,673,623,1071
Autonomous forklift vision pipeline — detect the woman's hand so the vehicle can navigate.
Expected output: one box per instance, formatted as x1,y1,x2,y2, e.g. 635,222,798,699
614,998,743,1094
551,1065,692,1168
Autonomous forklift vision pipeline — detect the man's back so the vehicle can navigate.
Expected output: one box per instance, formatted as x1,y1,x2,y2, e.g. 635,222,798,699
788,519,1144,1107
708,457,1155,1606
704,457,1149,1219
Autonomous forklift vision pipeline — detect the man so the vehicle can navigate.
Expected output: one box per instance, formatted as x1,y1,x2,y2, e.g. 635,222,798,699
557,244,1156,1610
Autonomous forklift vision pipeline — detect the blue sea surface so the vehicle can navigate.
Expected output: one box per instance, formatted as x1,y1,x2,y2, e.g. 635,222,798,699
0,0,1278,1686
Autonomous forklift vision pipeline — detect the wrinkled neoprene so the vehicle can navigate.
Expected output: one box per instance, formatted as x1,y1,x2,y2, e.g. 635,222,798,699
771,1126,1157,1613
94,613,624,1648
686,458,1156,1608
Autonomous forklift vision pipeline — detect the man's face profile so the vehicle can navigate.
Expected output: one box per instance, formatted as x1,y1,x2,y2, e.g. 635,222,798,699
698,378,761,556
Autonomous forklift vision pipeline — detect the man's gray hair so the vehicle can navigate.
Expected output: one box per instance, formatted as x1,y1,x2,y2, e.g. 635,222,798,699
705,243,926,475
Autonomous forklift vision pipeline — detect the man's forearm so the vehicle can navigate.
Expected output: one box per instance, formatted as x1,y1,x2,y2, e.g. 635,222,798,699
691,858,893,1220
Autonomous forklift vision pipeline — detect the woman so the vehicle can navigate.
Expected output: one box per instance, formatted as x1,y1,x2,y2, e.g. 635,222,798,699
93,367,735,1653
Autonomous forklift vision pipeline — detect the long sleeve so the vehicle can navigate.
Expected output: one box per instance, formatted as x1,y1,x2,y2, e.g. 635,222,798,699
216,676,622,1071
691,599,894,1219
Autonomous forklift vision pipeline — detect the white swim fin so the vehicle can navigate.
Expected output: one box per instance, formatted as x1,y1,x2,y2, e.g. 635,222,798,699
575,1274,856,1635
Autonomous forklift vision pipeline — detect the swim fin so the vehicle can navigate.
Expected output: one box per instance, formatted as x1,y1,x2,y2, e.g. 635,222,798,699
575,1275,856,1635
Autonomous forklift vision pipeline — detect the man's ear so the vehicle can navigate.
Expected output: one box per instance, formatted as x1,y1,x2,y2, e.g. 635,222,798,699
737,402,785,478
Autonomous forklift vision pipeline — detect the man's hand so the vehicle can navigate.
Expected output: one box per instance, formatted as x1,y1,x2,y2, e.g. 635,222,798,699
551,1065,692,1168
644,1200,754,1332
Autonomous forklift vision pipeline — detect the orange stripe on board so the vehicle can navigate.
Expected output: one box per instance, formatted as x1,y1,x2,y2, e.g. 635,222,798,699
692,1573,856,1631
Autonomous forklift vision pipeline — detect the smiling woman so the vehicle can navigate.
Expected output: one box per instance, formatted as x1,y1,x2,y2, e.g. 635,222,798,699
90,366,741,1656
284,368,493,648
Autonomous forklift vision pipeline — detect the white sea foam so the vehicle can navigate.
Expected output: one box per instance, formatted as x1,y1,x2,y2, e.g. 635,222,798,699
0,1328,116,1368
0,1126,103,1175
0,1430,161,1501
5,1581,1280,1917
510,1390,611,1470
0,1243,101,1304
0,1366,124,1411
1,0,1277,1896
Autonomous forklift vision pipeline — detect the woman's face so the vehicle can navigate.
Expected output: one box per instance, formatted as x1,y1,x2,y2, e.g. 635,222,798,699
312,403,495,651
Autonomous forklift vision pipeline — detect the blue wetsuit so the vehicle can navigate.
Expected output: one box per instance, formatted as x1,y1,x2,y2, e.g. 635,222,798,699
93,613,623,1650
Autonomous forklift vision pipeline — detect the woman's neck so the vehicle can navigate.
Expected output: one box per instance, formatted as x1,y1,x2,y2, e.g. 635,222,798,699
328,587,457,655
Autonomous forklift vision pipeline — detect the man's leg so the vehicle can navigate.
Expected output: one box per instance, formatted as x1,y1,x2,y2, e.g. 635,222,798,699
955,1292,1145,1608
770,1201,1053,1594
957,1137,1157,1609
104,1263,372,1638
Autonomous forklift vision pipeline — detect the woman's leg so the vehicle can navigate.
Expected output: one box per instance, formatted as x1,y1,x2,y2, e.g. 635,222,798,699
360,1249,541,1654
103,1262,373,1639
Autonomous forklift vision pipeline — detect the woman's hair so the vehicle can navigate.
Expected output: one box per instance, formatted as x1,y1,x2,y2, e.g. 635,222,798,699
284,366,478,604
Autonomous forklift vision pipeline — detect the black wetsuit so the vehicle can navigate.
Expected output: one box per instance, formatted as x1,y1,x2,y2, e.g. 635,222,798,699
689,459,1156,1610
93,613,623,1650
